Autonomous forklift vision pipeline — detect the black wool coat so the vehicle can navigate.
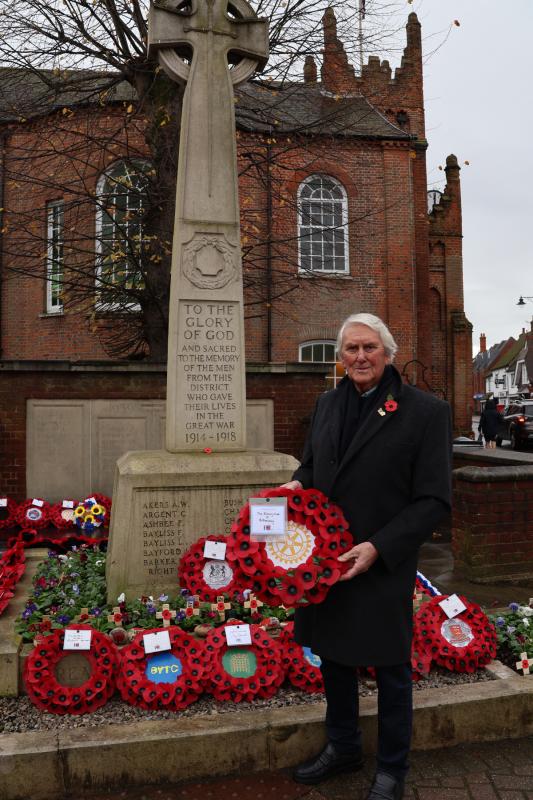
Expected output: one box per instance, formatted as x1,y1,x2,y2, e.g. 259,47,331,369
292,365,452,667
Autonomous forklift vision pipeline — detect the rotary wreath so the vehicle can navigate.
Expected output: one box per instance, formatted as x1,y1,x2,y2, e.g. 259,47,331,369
414,595,497,673
117,626,209,711
24,625,119,714
226,487,354,607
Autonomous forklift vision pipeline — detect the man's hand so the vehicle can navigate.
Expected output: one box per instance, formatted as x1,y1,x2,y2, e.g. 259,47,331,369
338,541,379,581
279,480,303,490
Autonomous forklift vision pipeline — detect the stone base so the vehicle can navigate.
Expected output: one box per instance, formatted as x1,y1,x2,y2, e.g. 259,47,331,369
106,448,298,602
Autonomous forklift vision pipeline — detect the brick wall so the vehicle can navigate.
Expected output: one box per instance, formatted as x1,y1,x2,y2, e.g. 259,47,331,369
0,362,327,499
452,465,533,583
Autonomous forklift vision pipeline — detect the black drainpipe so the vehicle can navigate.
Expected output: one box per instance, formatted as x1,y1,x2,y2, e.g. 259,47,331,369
0,132,6,359
266,140,273,362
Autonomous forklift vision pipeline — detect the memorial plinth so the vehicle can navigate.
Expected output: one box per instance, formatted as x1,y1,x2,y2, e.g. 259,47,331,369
106,449,297,601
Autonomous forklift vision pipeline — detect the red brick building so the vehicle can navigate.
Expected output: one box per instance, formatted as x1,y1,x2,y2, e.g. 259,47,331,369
0,12,472,497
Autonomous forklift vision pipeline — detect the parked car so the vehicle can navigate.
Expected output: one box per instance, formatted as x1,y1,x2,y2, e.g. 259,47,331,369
496,401,533,450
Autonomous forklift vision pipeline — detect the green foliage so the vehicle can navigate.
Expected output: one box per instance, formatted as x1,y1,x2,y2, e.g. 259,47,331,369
15,546,293,643
487,603,533,671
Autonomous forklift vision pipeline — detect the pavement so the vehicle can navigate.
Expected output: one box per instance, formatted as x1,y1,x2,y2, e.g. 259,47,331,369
66,736,533,800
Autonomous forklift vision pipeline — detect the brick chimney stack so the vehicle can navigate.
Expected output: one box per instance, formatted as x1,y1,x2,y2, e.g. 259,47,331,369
479,333,486,353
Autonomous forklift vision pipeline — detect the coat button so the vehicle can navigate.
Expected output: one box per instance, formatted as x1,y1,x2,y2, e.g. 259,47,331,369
330,459,336,465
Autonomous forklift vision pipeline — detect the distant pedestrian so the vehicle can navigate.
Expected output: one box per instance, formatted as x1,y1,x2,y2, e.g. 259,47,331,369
478,398,502,449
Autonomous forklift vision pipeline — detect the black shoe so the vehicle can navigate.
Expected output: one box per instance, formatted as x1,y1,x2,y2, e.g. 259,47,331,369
366,772,405,800
292,742,364,785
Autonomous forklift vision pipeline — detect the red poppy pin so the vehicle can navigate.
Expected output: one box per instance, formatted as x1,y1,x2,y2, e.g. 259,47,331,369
378,394,398,416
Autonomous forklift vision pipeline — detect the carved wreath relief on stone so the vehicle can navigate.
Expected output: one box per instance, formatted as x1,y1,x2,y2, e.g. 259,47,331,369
182,233,237,289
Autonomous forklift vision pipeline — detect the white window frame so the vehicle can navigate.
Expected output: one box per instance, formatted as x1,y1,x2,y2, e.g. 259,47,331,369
95,158,151,311
299,340,337,363
297,174,349,275
46,200,64,314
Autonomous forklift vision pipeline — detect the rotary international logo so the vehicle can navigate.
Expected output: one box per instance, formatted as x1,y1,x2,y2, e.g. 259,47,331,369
265,522,315,569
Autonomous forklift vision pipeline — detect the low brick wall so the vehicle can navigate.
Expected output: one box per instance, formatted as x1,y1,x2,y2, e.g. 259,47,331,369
452,465,533,583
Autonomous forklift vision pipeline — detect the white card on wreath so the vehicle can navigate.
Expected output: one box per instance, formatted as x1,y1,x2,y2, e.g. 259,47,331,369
0,498,7,507
203,540,227,560
439,594,467,619
32,498,44,508
143,630,171,654
225,624,252,646
249,497,287,540
62,500,75,509
63,629,92,651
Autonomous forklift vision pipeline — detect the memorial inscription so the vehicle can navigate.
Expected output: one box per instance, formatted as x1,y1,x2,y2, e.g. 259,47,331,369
142,497,188,578
177,301,241,447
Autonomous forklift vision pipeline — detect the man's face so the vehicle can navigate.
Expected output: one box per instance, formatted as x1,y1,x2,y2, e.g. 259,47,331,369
340,323,391,393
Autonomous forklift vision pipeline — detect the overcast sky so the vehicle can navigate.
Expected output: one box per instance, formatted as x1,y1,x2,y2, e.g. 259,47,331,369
408,0,533,354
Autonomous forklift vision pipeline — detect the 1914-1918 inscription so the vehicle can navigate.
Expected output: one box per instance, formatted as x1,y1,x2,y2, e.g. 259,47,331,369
177,301,242,447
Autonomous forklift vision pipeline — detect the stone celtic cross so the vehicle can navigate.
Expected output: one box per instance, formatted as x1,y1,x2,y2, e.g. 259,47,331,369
148,0,268,452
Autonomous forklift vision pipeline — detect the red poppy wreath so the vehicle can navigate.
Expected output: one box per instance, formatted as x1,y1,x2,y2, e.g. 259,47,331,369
226,488,354,607
203,622,284,702
49,499,79,531
178,535,240,602
280,621,324,694
0,496,18,531
15,499,51,530
117,627,209,711
24,625,119,715
414,595,497,673
0,541,26,617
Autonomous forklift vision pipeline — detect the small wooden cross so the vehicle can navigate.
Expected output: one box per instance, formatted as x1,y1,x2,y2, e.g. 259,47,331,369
73,607,93,624
516,652,533,675
185,597,200,618
156,603,177,627
108,607,124,627
244,593,264,613
211,595,231,620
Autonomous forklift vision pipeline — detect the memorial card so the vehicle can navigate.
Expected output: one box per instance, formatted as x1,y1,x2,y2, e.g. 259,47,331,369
439,594,467,619
143,630,171,654
63,629,92,651
225,624,252,646
249,496,287,542
203,540,227,560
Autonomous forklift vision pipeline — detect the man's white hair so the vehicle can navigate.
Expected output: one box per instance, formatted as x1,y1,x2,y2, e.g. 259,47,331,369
336,313,398,360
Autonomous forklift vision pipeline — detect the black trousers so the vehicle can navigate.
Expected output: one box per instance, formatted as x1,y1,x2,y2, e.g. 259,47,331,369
321,657,413,779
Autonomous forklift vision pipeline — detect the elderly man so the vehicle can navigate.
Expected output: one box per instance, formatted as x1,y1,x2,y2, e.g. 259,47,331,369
285,313,452,800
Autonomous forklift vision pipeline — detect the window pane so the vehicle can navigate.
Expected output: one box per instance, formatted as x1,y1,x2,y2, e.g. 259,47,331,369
298,175,348,273
97,159,151,299
46,202,64,312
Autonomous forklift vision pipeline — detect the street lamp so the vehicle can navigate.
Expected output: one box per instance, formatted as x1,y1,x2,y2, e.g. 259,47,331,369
517,296,533,305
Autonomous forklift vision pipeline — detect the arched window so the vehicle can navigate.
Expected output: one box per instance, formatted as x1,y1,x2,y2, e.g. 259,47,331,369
95,159,152,305
298,175,348,274
299,340,337,363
